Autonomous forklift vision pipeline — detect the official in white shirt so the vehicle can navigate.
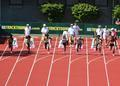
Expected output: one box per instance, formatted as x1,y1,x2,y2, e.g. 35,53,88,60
96,25,103,38
41,24,49,41
68,24,75,45
41,24,49,35
73,23,80,36
68,24,75,36
24,24,32,37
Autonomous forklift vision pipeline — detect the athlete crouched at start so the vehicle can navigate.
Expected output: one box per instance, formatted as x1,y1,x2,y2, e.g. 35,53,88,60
25,36,31,53
61,35,68,53
8,34,18,53
94,35,103,53
108,35,117,56
76,36,84,53
43,34,52,54
24,35,35,53
8,34,14,53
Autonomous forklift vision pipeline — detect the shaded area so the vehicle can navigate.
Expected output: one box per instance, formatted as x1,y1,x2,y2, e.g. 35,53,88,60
0,27,11,44
0,50,35,57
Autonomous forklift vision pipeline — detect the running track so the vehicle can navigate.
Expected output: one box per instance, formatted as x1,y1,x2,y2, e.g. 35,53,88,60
0,36,120,86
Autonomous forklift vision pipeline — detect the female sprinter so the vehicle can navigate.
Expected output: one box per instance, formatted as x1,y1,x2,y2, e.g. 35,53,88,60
76,36,84,53
108,35,117,56
44,34,52,54
26,35,31,53
94,35,103,53
8,34,13,53
62,35,68,53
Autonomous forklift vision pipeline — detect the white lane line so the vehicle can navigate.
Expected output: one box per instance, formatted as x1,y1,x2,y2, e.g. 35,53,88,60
88,56,103,64
25,39,42,86
106,57,120,64
67,44,72,86
0,57,16,61
86,38,90,86
53,55,68,63
0,45,8,60
102,45,110,86
46,37,58,86
116,40,120,55
35,55,51,63
71,57,86,64
5,41,24,86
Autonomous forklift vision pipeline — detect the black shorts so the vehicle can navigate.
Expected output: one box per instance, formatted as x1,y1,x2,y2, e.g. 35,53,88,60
9,42,12,48
62,40,67,46
110,43,114,47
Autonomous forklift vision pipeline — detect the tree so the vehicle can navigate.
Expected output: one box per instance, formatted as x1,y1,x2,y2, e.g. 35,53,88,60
71,3,100,23
113,5,120,20
40,3,64,22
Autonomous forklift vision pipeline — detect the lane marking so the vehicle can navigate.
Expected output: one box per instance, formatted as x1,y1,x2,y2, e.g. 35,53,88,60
46,37,58,86
25,39,42,86
5,41,25,86
67,44,72,86
116,40,120,55
102,45,110,86
35,55,51,63
86,38,90,86
71,57,86,64
88,56,102,64
106,57,120,64
0,57,16,61
53,55,68,63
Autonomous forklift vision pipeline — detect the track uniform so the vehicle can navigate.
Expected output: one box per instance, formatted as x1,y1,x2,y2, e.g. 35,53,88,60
68,26,75,45
109,36,116,48
95,36,102,52
44,35,52,53
8,36,13,49
73,24,80,36
62,36,68,52
76,37,84,52
24,24,31,37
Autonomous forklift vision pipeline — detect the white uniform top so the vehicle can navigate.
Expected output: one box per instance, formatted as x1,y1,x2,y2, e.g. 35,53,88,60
62,31,68,39
73,25,80,35
96,28,103,37
103,28,108,39
41,27,49,34
68,27,75,36
24,26,31,36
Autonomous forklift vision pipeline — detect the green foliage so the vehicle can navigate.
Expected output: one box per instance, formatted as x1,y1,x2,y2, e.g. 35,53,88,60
40,3,64,22
71,3,99,22
113,5,120,19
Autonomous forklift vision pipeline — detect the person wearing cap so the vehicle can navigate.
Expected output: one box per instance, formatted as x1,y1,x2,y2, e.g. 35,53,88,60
24,24,32,37
41,24,49,41
68,24,75,45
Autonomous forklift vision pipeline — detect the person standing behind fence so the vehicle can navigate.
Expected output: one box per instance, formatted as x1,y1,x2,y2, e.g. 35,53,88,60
68,24,75,46
41,24,49,41
73,23,80,36
103,25,109,45
24,24,32,37
96,25,103,39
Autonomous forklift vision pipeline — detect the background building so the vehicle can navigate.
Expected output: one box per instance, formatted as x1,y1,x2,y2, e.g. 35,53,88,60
1,0,120,24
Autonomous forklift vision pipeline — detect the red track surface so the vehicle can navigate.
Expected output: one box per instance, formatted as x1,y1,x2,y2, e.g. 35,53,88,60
0,36,120,86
